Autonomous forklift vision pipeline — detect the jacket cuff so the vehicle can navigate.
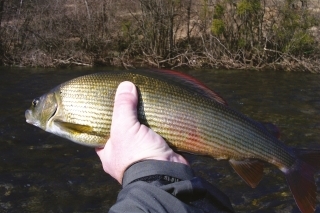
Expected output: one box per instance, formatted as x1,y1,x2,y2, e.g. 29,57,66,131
122,160,194,187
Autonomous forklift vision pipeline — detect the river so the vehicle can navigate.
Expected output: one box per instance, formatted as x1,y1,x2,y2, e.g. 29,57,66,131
1,67,320,212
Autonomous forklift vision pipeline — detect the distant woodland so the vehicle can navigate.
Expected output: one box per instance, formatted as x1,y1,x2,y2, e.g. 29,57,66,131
1,0,320,72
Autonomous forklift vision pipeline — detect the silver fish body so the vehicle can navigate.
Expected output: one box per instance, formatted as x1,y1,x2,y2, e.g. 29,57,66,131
25,69,320,213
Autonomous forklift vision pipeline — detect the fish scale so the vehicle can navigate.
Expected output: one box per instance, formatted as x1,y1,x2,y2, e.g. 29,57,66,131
25,69,320,213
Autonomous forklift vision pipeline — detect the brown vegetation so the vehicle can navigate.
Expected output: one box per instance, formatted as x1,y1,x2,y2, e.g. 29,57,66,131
1,0,320,72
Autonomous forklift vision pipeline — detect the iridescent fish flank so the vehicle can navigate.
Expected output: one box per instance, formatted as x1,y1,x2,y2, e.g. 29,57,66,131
25,69,320,213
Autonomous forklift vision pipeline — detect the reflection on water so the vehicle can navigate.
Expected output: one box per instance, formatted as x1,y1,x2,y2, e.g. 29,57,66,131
1,67,320,212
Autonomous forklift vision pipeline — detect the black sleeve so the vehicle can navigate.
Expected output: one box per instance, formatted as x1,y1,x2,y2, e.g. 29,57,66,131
109,160,234,213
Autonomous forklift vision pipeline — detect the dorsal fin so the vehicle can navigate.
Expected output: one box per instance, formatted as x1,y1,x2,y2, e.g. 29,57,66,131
229,159,264,188
158,69,228,105
136,69,228,106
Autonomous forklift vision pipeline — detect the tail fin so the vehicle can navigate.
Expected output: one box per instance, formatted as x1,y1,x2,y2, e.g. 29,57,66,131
285,149,320,213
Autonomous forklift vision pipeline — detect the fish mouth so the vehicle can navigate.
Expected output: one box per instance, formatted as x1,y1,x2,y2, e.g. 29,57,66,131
25,109,33,124
25,109,40,126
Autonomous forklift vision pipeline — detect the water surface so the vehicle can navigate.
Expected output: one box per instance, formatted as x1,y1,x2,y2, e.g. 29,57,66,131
1,67,320,212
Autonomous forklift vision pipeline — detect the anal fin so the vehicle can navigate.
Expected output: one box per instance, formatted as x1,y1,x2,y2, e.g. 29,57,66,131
229,159,264,188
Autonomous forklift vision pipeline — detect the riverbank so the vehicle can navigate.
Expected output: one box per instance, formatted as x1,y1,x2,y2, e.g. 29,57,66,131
1,0,320,73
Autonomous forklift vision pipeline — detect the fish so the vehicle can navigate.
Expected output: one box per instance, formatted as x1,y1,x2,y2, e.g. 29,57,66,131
25,69,320,213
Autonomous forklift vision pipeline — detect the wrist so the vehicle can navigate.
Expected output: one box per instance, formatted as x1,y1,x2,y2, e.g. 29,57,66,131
146,152,189,166
122,160,194,186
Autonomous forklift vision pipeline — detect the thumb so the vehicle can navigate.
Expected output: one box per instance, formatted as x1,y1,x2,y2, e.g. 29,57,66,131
111,81,139,134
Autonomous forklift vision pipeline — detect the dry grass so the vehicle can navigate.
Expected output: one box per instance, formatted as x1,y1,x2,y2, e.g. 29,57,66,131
1,0,320,72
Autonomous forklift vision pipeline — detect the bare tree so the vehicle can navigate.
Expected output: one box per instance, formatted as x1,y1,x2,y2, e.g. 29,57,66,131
0,0,320,72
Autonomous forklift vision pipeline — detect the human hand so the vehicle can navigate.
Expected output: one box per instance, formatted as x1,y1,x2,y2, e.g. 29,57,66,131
96,81,188,184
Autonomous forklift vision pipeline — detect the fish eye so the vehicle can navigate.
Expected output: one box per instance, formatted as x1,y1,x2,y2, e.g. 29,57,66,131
32,98,39,107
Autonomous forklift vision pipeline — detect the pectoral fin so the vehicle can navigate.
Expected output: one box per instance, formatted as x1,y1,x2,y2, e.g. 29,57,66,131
54,120,93,134
229,159,264,188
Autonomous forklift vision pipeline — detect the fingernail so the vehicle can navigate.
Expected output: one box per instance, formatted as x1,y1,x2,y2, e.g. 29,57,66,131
118,81,135,94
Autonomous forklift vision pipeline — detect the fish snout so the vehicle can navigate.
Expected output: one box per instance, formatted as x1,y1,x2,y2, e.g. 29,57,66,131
25,109,34,124
24,109,31,123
